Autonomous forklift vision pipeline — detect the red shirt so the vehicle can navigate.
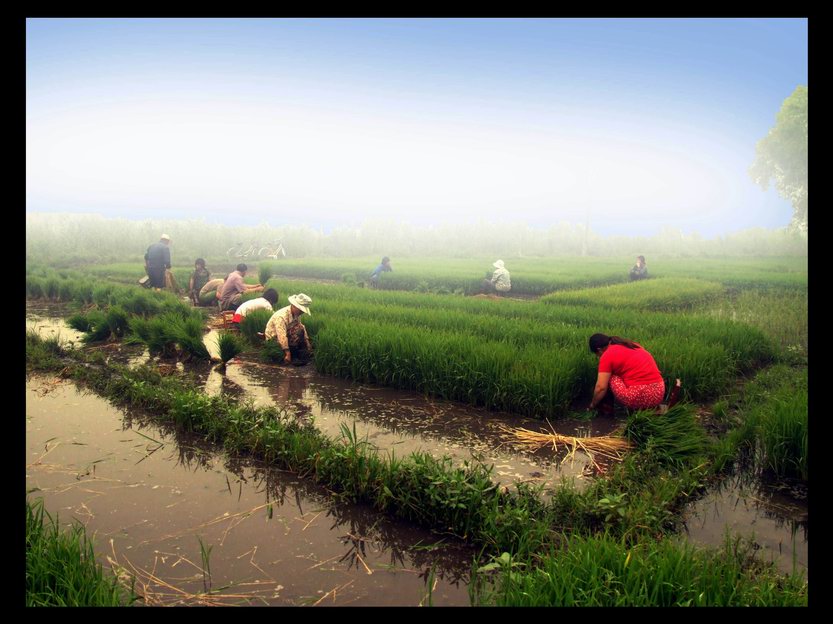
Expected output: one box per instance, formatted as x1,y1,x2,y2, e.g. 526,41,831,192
598,344,663,386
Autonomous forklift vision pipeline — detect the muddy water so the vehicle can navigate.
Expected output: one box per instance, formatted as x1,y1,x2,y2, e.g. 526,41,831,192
682,472,808,579
203,351,623,495
26,377,474,606
26,302,86,346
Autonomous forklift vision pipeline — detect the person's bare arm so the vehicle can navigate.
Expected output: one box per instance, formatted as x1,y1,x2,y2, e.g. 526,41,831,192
588,372,612,409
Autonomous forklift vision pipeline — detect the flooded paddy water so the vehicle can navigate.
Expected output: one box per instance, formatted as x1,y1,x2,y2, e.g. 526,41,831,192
26,377,474,606
26,303,809,593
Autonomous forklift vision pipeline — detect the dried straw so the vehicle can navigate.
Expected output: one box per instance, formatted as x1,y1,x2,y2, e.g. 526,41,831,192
497,422,632,467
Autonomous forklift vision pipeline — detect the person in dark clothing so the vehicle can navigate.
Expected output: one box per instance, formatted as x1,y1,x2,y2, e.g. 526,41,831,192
188,258,211,305
144,234,172,289
629,255,648,281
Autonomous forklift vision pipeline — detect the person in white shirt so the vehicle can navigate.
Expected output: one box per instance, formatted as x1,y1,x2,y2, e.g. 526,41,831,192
231,288,279,324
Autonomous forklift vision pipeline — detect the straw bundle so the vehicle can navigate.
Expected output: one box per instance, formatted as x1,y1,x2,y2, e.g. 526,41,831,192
498,422,632,467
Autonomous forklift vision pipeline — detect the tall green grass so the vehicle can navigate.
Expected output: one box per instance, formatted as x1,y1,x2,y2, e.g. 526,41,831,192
26,498,136,606
469,532,806,606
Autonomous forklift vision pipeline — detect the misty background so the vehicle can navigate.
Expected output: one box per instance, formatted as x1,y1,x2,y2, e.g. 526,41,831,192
26,18,808,242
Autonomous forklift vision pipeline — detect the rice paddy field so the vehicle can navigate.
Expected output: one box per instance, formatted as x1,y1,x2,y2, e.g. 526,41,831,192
25,253,808,606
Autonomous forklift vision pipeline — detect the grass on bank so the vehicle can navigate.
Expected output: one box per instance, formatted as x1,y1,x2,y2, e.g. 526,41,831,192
26,498,136,607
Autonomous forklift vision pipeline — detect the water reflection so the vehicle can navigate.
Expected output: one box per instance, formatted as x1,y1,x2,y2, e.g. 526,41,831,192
26,376,474,605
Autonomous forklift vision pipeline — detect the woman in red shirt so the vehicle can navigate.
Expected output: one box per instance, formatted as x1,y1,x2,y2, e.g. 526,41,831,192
587,333,665,413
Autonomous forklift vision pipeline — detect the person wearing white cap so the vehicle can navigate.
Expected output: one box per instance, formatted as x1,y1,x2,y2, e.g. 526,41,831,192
144,234,172,290
481,259,511,295
264,293,314,365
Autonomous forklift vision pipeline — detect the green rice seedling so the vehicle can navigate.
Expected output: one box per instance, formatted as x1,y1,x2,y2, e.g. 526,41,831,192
261,340,285,363
258,265,273,286
469,531,807,606
105,305,130,339
197,536,213,594
26,498,136,606
26,276,45,299
624,404,708,466
80,310,112,343
741,365,808,480
173,314,211,361
239,308,273,345
66,313,93,333
26,330,67,370
216,331,245,364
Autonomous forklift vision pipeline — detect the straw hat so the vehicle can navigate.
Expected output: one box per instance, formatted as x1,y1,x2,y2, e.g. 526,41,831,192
160,234,171,241
288,293,312,315
493,259,505,269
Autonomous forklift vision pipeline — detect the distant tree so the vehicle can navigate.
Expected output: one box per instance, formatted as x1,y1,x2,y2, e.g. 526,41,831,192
749,86,808,233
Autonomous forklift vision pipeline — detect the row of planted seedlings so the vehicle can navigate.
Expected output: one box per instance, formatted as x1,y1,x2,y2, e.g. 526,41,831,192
258,256,633,296
243,275,776,419
26,268,222,362
25,332,806,605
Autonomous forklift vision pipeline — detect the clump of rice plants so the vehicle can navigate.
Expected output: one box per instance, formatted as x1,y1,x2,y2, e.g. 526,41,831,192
216,331,245,364
26,330,67,370
66,313,93,333
624,404,707,466
26,498,136,606
80,310,112,343
239,309,273,345
741,365,808,480
105,305,130,339
172,314,211,361
469,531,807,606
261,340,285,363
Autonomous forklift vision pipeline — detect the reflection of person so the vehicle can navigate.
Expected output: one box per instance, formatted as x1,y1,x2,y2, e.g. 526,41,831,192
265,293,314,365
587,333,665,414
218,263,263,311
481,259,511,294
369,256,392,289
144,234,172,289
188,258,211,305
232,288,279,324
199,278,225,306
629,255,648,281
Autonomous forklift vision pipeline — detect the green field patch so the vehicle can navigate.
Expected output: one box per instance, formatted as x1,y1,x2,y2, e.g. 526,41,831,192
541,278,725,311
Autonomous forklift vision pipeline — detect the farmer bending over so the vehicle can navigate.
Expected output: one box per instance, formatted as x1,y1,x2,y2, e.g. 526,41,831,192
218,263,263,311
232,288,279,324
265,293,314,365
587,333,664,414
369,256,392,289
481,259,511,294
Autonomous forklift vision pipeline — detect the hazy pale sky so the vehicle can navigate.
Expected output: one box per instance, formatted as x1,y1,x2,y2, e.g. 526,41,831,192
26,18,808,236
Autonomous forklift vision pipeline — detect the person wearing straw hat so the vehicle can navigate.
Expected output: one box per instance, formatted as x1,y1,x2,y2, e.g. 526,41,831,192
481,259,511,295
264,293,314,365
587,333,665,415
144,234,172,290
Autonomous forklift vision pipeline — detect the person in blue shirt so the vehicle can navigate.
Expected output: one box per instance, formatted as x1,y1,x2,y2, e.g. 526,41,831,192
369,256,392,289
144,234,172,289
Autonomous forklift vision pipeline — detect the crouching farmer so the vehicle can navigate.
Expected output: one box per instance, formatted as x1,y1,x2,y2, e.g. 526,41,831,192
587,333,665,414
265,293,314,365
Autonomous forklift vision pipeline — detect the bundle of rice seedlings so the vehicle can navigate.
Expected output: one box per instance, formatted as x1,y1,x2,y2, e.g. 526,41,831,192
216,331,245,364
105,305,130,338
80,310,112,343
258,265,273,286
261,340,285,363
498,422,632,468
175,314,210,360
624,403,707,465
239,309,273,345
66,313,93,333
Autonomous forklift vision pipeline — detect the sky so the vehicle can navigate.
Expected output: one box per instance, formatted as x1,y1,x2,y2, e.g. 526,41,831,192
26,18,808,237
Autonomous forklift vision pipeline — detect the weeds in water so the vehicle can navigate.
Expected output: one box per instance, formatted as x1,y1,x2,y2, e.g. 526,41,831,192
197,536,213,594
